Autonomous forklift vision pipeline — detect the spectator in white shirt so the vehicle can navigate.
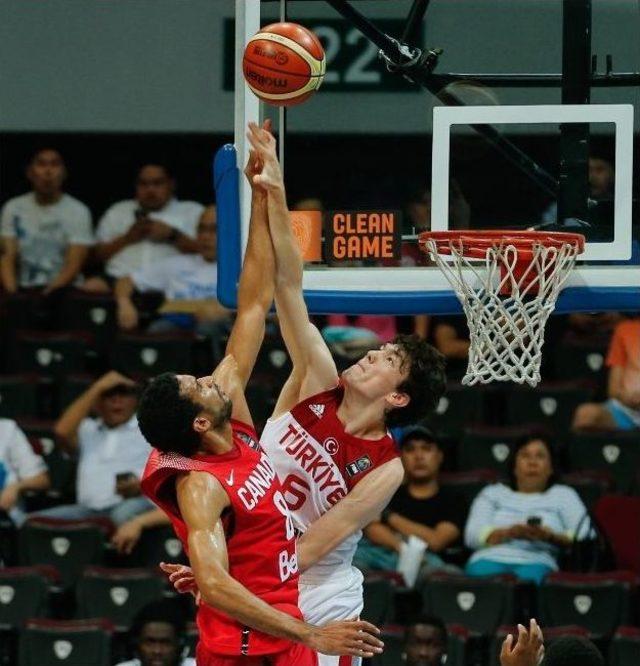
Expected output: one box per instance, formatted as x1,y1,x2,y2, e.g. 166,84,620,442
0,148,93,295
116,600,195,666
83,163,203,292
115,205,230,357
0,419,50,526
31,372,167,542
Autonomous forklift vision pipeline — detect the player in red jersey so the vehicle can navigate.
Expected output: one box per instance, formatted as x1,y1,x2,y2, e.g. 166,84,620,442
137,135,384,666
246,122,447,666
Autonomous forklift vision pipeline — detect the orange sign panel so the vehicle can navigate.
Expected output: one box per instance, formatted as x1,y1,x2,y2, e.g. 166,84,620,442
290,210,323,262
327,210,402,261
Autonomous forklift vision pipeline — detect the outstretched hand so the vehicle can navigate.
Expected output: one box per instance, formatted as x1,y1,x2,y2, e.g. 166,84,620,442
246,121,283,192
500,619,544,666
307,619,384,658
244,119,272,195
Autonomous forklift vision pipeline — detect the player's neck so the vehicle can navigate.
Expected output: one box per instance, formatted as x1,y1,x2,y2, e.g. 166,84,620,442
337,389,387,439
199,422,235,455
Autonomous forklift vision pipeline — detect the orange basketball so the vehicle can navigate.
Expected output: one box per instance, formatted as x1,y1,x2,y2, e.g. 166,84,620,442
243,22,326,107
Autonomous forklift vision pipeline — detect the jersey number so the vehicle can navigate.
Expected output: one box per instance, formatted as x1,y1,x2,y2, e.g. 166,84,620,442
273,490,298,582
280,474,310,511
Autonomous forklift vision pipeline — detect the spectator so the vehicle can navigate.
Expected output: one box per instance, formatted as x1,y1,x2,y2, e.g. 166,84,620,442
84,163,203,291
32,372,156,532
573,315,640,431
354,426,464,584
402,614,448,666
464,433,589,584
540,156,614,227
0,419,50,526
542,636,604,666
0,148,93,294
116,599,195,666
111,506,170,556
114,205,229,355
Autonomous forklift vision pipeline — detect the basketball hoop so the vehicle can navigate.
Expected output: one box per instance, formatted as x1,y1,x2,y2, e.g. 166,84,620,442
420,230,585,387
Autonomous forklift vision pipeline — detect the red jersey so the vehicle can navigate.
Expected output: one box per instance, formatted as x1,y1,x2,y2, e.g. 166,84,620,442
141,420,300,656
261,386,399,579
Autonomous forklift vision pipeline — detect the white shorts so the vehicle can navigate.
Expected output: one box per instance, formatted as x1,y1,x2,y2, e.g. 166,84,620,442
299,567,364,666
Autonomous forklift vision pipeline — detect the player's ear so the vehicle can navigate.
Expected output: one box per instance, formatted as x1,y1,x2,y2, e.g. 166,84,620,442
386,391,409,409
192,416,211,433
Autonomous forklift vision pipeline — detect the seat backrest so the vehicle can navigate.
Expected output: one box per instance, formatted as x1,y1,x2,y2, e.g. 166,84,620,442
421,575,517,635
362,576,396,625
111,334,194,376
424,383,486,438
19,520,108,588
76,567,166,629
610,627,640,666
458,426,531,474
127,525,186,568
0,567,56,629
0,376,38,419
594,496,640,573
539,572,637,635
12,333,88,377
18,619,112,666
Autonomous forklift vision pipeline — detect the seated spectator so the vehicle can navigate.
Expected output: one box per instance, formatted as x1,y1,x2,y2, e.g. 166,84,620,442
116,599,195,666
354,426,464,584
464,432,589,584
111,506,170,556
84,163,203,292
431,315,470,380
0,418,50,526
573,315,640,431
542,636,603,666
114,205,229,356
403,614,448,666
0,148,93,296
32,372,156,531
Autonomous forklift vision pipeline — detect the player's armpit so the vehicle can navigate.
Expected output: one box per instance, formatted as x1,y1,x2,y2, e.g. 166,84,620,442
297,458,404,572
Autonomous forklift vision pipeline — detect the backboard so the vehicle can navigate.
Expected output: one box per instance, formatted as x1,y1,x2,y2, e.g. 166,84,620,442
220,0,640,314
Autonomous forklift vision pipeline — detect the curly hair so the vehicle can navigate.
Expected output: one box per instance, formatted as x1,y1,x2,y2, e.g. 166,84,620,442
385,334,446,428
137,373,201,456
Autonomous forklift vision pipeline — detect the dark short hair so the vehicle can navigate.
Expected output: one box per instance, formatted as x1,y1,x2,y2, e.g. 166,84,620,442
404,614,447,644
137,373,201,456
130,599,186,641
542,636,604,666
136,162,174,181
508,429,558,491
385,335,446,429
399,425,441,450
28,147,64,166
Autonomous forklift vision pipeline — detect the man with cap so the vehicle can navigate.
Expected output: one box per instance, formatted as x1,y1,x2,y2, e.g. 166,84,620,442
31,371,164,541
354,425,465,585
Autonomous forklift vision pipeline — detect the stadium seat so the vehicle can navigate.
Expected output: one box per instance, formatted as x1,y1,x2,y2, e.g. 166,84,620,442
421,573,518,635
568,431,640,493
0,375,39,419
458,426,533,474
252,334,292,385
19,518,111,587
505,381,593,435
371,624,468,666
76,567,166,630
245,381,275,433
610,626,640,666
593,496,640,574
62,291,116,355
127,525,187,568
362,574,400,625
111,333,194,376
538,571,638,636
424,382,486,438
57,375,95,415
0,566,58,629
489,624,591,666
560,470,614,509
18,618,112,666
553,338,608,393
440,469,502,506
10,332,89,377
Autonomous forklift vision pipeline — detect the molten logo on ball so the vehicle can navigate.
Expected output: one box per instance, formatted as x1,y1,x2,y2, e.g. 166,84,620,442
243,22,326,107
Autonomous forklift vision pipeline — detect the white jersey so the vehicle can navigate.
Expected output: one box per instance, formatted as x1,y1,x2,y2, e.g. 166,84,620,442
261,386,397,581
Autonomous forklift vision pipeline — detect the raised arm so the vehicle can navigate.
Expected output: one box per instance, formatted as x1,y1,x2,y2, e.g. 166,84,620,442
296,458,404,572
177,471,383,658
247,123,338,406
224,125,276,389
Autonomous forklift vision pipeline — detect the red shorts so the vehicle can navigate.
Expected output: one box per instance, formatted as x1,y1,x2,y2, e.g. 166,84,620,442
195,641,318,666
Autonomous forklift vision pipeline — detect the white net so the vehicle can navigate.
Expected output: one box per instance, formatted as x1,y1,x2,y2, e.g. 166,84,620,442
422,233,584,386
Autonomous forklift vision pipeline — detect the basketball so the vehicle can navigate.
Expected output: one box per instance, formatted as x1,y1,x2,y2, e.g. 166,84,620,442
243,22,326,107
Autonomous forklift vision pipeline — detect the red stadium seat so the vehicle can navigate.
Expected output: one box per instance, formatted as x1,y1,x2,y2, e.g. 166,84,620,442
593,496,640,573
610,626,640,666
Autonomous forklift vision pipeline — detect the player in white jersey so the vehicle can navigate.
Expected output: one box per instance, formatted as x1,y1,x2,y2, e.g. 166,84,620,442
247,123,446,666
164,125,446,666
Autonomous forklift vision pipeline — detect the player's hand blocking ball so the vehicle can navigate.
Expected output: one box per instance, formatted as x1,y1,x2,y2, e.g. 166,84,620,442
243,22,326,106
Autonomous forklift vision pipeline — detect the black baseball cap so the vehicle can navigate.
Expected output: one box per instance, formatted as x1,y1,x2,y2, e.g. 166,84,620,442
399,425,441,450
